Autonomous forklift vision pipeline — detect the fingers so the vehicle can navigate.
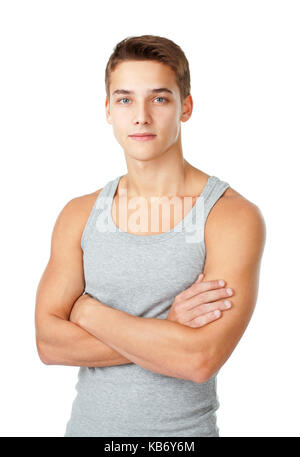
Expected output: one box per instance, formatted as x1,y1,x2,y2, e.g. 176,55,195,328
184,286,233,310
177,277,225,302
172,295,232,325
187,310,223,328
171,274,234,329
183,299,232,324
177,282,233,307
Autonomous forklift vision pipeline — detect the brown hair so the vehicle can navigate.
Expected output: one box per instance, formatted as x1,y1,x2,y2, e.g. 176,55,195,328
105,35,191,107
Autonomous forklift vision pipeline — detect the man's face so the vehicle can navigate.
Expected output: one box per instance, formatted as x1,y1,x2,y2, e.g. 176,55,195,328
105,60,191,161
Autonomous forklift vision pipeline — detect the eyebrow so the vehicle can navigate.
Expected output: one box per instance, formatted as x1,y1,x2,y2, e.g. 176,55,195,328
112,88,174,97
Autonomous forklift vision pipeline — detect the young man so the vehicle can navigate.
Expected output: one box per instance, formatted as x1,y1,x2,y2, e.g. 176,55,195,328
35,35,266,437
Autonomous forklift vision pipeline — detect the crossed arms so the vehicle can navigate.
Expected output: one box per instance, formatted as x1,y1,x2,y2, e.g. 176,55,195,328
35,192,266,383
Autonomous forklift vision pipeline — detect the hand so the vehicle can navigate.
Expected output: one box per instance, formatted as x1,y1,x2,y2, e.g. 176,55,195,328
166,273,234,328
69,292,92,324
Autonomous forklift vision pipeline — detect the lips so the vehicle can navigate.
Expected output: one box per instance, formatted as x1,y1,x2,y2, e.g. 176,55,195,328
129,134,156,142
129,133,156,137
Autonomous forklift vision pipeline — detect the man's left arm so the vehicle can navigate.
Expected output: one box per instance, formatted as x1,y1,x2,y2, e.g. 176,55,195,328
190,196,266,382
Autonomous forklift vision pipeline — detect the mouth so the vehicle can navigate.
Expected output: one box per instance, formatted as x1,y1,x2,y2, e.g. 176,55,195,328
129,133,156,142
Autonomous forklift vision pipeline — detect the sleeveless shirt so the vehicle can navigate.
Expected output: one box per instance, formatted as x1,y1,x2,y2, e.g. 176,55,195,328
64,174,230,437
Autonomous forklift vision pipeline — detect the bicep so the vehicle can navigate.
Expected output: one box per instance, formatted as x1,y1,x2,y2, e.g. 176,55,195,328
35,198,86,343
194,199,266,381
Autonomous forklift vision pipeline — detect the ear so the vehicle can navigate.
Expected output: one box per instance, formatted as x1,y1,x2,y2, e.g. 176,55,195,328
105,97,112,124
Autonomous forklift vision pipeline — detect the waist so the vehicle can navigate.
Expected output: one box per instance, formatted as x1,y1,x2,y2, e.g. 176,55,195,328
66,365,219,436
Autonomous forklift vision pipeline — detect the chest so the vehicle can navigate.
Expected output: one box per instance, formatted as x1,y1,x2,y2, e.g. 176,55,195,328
111,194,199,236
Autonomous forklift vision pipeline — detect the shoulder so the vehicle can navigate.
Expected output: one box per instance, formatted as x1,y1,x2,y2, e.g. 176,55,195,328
205,185,266,265
192,168,266,242
52,188,104,243
193,167,266,236
209,184,265,233
67,188,104,216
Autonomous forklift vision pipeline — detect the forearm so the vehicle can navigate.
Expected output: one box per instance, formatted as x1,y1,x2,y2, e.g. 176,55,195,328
36,314,133,367
76,298,199,382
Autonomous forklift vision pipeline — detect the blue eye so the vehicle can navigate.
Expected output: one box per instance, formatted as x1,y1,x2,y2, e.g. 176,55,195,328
119,98,130,104
154,97,167,103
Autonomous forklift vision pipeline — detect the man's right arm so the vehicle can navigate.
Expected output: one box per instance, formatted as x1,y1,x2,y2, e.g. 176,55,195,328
35,193,133,367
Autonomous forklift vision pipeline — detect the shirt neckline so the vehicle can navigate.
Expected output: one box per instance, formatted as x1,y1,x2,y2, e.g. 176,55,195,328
107,174,217,244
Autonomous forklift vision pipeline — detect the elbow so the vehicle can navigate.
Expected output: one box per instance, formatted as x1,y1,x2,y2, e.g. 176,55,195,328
189,361,210,383
192,359,220,384
37,350,52,365
36,338,53,365
39,356,52,365
191,368,211,384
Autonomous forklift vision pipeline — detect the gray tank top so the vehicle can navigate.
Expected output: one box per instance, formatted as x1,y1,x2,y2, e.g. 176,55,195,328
64,174,230,437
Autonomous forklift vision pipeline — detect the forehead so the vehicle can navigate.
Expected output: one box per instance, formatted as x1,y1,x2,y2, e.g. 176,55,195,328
110,60,178,94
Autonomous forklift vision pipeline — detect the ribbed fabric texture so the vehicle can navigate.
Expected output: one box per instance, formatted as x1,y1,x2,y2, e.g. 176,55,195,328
64,174,230,437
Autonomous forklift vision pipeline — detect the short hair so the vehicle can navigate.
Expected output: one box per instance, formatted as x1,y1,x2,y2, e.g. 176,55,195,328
105,34,191,107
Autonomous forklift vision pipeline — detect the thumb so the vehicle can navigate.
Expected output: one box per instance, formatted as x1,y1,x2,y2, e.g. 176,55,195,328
196,272,204,282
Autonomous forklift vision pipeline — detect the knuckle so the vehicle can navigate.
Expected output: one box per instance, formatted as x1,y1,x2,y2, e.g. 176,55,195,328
204,291,213,303
208,281,215,289
188,294,203,307
199,303,208,313
196,295,205,306
198,290,207,302
208,302,218,312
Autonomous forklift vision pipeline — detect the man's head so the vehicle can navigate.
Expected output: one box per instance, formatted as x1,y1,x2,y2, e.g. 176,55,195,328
105,35,193,162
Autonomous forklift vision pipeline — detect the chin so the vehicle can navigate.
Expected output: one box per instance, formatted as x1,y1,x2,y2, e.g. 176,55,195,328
127,152,161,161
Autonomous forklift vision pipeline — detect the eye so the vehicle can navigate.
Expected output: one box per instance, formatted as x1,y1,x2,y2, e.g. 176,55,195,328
154,97,168,103
118,97,130,104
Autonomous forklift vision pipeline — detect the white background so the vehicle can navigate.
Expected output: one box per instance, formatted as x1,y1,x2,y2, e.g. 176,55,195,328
1,0,299,437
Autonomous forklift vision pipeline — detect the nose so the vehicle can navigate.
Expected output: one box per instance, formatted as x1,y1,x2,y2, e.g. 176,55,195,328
132,101,152,125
